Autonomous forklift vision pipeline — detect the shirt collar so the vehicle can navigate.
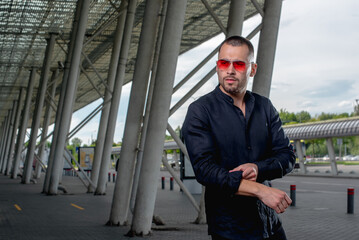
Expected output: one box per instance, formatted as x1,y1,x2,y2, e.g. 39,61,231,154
215,85,233,104
214,84,255,107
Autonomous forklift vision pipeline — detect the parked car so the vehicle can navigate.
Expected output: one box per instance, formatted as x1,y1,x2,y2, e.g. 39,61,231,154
343,155,354,161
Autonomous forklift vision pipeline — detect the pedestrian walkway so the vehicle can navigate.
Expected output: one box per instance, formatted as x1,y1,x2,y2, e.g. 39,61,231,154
0,171,358,240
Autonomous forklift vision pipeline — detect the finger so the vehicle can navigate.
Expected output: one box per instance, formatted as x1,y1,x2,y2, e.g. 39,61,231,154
281,199,289,209
277,203,286,213
275,206,282,214
252,167,257,176
229,166,242,173
242,168,250,178
284,194,292,205
247,173,256,181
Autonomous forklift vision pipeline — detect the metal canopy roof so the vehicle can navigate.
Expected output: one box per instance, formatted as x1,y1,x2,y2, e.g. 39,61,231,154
0,0,264,127
283,117,359,140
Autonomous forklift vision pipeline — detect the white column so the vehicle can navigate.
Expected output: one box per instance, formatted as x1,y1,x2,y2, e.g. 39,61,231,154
48,0,90,194
5,88,25,176
252,0,283,98
0,105,15,173
22,33,56,184
295,140,307,174
108,0,163,225
43,0,83,194
89,1,127,193
95,0,137,195
11,68,37,179
130,0,188,235
34,69,59,179
227,0,246,37
326,138,338,175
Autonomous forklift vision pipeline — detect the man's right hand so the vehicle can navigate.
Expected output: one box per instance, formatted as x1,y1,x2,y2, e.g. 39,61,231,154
230,163,258,182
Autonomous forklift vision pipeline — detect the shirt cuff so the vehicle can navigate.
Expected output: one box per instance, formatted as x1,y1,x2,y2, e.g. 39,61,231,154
228,170,243,195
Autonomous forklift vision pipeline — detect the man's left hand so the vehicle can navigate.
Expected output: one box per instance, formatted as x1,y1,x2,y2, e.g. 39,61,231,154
230,163,258,181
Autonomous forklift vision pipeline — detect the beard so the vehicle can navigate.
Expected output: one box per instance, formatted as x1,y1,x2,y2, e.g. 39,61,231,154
220,77,246,96
223,84,240,94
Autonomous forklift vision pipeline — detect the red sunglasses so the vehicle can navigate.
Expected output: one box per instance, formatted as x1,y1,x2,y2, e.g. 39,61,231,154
216,59,250,72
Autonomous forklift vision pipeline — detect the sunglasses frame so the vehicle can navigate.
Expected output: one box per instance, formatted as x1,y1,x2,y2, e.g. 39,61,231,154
216,59,251,72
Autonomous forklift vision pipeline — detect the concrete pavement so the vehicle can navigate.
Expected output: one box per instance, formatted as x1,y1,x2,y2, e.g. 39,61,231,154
0,170,358,240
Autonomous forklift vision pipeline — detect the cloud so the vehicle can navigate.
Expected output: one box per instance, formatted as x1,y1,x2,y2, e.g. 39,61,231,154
67,0,359,145
338,100,353,108
303,79,355,99
298,100,316,109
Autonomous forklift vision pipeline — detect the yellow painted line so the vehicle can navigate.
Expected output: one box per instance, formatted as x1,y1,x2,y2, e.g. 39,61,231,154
71,203,84,210
14,204,22,211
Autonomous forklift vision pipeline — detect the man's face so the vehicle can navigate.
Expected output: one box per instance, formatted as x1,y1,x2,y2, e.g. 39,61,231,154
216,43,257,97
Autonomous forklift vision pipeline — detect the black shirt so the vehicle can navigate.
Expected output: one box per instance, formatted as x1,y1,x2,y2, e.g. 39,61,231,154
182,86,295,239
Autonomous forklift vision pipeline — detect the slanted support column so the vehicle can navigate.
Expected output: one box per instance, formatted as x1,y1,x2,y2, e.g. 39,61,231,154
108,0,162,225
252,0,283,98
48,0,90,195
0,121,7,165
0,119,7,165
0,108,14,173
89,1,127,193
130,0,187,235
95,0,137,195
326,138,338,175
227,0,246,37
295,140,307,174
43,0,82,194
0,115,10,170
22,33,56,184
129,0,167,214
5,88,26,176
34,69,59,179
11,68,37,179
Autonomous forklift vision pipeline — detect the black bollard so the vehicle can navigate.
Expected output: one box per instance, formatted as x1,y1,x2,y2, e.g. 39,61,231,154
290,185,296,207
161,177,165,189
170,177,174,191
108,172,111,182
347,188,354,214
113,173,116,183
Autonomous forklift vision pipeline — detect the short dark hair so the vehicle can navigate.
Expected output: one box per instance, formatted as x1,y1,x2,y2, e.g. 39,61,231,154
219,35,254,60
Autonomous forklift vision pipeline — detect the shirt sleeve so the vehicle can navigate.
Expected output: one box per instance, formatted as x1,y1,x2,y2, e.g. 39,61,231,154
182,102,242,195
255,100,296,183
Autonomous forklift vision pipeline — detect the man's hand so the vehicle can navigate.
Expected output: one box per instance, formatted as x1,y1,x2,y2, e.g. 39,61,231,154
257,185,292,214
230,163,258,181
235,179,292,214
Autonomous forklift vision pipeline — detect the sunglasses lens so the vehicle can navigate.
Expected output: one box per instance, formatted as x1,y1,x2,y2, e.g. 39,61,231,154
217,60,247,71
217,60,230,70
233,61,246,71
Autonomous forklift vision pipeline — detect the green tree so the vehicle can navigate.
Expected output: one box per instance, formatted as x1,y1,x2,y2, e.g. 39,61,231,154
305,139,327,157
353,99,359,116
279,109,297,124
317,112,334,121
71,137,82,147
317,112,350,121
90,140,96,147
165,134,173,141
175,126,181,137
66,144,78,163
295,111,311,123
112,141,122,147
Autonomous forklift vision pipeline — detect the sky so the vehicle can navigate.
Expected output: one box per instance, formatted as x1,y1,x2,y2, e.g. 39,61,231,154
70,0,359,145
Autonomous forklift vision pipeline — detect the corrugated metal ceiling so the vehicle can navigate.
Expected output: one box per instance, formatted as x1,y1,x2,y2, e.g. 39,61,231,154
0,0,264,126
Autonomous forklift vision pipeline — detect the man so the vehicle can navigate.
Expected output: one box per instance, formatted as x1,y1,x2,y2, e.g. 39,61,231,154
182,36,295,240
